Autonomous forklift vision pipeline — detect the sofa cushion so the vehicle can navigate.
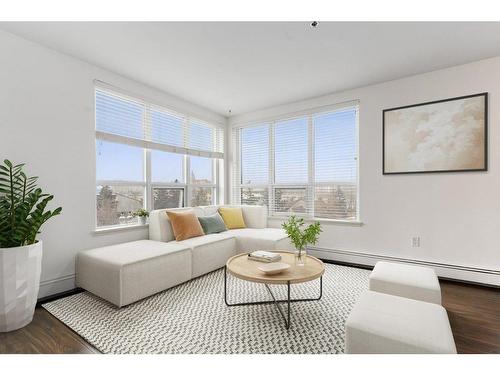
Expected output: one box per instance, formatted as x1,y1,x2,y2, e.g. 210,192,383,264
177,234,236,278
149,207,205,242
76,240,192,307
219,207,246,229
228,228,294,253
167,209,205,241
198,213,227,234
202,205,220,216
219,205,268,229
241,205,267,229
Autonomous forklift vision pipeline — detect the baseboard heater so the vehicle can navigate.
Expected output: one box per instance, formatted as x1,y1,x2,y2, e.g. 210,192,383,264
308,246,500,276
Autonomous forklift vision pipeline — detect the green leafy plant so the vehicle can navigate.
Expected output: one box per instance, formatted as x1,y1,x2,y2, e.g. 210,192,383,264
0,160,62,248
132,208,149,218
281,215,322,256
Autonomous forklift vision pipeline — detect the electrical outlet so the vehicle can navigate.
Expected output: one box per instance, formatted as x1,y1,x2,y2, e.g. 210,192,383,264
411,236,421,248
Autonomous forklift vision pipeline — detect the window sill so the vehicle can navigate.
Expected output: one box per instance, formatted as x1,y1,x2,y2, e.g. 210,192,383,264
268,216,363,226
93,223,149,235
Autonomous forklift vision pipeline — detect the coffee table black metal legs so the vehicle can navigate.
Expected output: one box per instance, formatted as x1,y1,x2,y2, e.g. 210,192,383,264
223,266,323,329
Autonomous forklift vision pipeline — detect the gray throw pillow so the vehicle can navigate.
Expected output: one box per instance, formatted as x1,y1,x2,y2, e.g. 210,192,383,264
198,213,228,234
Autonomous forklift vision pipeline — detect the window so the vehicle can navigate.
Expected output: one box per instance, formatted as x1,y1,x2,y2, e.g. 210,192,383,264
232,103,358,221
96,141,145,227
95,86,224,229
313,110,358,220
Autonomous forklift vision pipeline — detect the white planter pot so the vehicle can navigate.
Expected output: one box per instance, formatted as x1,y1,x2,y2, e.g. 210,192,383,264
0,241,42,332
138,216,147,225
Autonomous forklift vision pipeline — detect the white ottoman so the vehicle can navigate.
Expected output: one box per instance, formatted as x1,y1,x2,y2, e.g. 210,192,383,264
76,240,192,307
369,261,441,304
345,291,456,354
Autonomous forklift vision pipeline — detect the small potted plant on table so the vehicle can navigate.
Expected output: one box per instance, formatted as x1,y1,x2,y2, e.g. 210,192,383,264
133,208,149,225
282,216,321,266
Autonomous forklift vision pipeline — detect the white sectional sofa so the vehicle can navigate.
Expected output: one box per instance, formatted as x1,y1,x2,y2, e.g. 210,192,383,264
77,205,293,307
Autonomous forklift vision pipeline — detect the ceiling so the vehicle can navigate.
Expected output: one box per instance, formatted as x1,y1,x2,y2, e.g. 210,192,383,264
2,22,500,116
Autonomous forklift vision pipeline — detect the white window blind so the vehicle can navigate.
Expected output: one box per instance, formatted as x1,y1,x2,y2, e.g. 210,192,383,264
232,102,358,221
95,87,224,159
241,125,269,185
274,117,309,184
238,124,270,207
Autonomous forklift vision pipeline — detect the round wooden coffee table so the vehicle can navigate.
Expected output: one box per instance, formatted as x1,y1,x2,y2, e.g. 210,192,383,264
224,251,325,329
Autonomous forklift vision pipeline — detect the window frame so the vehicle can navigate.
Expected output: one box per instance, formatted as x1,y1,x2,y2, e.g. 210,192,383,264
232,102,360,223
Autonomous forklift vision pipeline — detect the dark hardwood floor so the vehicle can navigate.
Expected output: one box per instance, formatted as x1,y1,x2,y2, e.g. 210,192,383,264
0,308,99,354
1,280,499,354
441,280,500,354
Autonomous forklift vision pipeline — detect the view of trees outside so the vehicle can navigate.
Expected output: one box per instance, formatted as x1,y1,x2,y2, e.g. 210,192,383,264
190,187,213,207
314,185,357,220
274,188,307,214
96,185,144,226
153,187,184,210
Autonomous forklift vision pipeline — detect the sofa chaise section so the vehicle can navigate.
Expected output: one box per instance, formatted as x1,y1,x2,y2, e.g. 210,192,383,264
76,240,192,307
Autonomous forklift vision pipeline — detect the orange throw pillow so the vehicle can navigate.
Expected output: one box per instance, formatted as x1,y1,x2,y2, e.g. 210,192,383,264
166,210,204,241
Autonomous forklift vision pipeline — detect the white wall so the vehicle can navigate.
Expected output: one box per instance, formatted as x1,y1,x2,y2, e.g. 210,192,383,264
228,57,500,286
0,30,227,297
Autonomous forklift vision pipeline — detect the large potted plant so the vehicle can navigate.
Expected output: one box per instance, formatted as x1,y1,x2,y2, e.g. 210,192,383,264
282,216,322,266
0,160,62,332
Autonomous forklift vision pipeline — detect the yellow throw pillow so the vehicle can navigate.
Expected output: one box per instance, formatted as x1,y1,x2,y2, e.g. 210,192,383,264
167,210,205,241
218,207,246,229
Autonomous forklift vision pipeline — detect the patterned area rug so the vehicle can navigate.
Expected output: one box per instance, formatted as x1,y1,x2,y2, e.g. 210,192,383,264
43,264,369,354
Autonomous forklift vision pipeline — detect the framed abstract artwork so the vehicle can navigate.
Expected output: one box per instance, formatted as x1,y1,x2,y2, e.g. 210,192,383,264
383,93,488,174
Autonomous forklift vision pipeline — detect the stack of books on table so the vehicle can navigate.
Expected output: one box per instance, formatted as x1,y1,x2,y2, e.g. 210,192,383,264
248,251,282,263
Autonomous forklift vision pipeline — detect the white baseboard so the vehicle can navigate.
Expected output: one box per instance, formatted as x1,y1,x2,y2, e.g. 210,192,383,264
38,274,76,299
308,246,500,287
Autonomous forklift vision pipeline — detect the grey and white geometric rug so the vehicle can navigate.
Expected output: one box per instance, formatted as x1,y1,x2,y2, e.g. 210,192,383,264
43,264,369,354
